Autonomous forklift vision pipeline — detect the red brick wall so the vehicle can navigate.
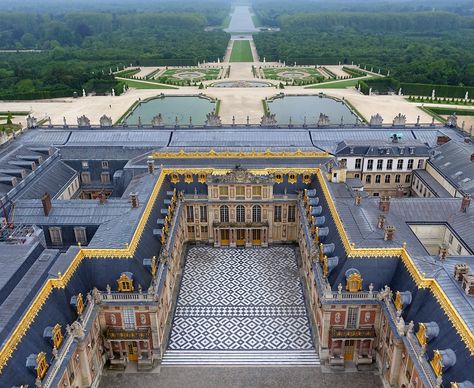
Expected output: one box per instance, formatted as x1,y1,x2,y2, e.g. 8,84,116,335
330,310,346,325
359,310,375,325
104,312,122,326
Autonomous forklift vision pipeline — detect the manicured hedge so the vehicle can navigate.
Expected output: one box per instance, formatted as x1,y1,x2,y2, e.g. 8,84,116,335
400,83,474,98
359,78,400,94
0,89,75,100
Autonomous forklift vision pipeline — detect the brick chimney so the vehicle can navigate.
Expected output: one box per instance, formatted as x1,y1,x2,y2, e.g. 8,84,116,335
130,192,139,208
454,263,469,281
396,185,404,198
377,214,386,229
147,160,155,174
379,196,391,212
383,225,396,241
436,135,450,145
41,192,52,216
461,194,471,213
354,194,362,206
438,244,448,260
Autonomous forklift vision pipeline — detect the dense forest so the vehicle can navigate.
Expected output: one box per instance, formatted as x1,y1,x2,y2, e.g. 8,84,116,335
0,1,229,99
253,1,474,86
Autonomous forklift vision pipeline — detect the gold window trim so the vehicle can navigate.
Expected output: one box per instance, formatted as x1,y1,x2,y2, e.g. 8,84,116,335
76,293,84,315
117,274,134,292
170,173,179,184
288,173,297,184
346,273,363,292
303,174,311,184
430,350,443,377
416,323,427,347
52,324,63,350
36,352,48,380
274,173,283,184
151,256,157,277
394,291,403,311
184,173,193,184
198,173,207,184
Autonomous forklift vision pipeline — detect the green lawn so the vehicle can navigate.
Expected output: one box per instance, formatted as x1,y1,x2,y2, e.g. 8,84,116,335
122,79,178,89
230,40,254,62
307,79,361,89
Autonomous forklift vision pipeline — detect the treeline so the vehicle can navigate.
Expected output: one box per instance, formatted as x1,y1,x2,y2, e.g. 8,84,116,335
278,12,474,33
0,9,229,99
0,12,218,49
254,12,474,86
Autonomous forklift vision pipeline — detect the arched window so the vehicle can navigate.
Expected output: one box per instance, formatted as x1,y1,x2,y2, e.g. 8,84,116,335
252,205,262,223
220,205,229,223
236,205,245,223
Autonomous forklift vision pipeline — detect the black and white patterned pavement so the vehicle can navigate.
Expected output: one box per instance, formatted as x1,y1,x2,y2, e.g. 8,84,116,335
168,246,314,350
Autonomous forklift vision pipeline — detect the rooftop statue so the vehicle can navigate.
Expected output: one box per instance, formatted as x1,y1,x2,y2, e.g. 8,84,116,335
369,113,383,127
317,113,330,126
392,113,406,127
205,112,222,127
152,114,164,127
99,115,112,128
77,115,91,128
446,113,458,128
260,112,277,127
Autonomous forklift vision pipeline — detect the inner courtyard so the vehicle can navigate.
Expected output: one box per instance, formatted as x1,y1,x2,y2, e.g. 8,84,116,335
167,246,315,353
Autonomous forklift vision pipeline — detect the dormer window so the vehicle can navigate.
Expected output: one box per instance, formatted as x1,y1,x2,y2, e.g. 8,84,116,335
345,269,363,292
36,352,48,380
52,324,63,349
288,173,297,184
184,173,193,184
274,173,283,184
170,173,179,184
198,173,207,184
76,293,84,315
117,272,134,292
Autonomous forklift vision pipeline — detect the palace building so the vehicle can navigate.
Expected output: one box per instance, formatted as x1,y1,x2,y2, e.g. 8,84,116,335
0,116,473,388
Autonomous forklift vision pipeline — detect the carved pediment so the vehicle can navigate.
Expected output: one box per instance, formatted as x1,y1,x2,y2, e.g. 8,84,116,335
209,168,273,184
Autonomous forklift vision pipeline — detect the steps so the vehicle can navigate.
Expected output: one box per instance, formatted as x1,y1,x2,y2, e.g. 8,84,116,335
161,350,320,366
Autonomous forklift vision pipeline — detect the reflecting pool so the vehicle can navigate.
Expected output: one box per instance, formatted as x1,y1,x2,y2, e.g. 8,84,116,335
125,96,215,126
267,95,358,125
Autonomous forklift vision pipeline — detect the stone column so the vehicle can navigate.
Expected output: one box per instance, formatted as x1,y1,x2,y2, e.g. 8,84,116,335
246,228,252,248
230,228,236,247
77,341,93,385
388,340,404,385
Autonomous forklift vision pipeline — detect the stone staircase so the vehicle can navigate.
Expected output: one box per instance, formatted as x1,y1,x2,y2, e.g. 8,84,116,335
161,350,320,366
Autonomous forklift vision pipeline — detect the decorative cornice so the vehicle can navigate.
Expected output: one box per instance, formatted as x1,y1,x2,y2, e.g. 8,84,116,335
151,149,330,159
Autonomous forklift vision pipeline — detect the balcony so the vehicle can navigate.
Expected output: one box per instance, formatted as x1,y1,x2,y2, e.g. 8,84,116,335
105,327,151,341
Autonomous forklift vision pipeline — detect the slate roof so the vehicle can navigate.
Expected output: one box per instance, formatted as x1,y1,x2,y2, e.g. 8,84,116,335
413,169,452,198
429,140,474,195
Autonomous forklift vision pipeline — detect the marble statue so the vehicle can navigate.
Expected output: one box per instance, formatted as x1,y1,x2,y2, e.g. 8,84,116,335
205,112,222,127
398,88,402,96
465,91,469,101
446,113,458,128
152,114,163,127
260,113,277,127
82,89,86,97
111,88,115,97
432,89,436,99
369,88,372,96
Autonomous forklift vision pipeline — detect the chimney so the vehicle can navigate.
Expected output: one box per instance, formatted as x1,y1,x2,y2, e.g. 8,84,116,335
471,153,474,162
377,214,386,229
41,192,52,216
396,185,404,198
354,194,362,206
461,194,471,213
383,225,396,241
147,160,155,174
462,274,474,296
130,192,139,208
379,196,391,212
98,191,107,205
464,137,471,144
438,244,448,260
436,135,451,145
454,263,469,281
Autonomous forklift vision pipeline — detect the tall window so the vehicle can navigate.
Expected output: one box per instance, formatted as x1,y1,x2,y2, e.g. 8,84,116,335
367,160,373,170
101,172,110,184
385,175,391,183
236,186,245,198
395,174,401,183
122,309,135,330
407,159,414,170
252,186,262,197
347,307,359,329
252,205,262,223
186,205,194,222
377,160,383,170
355,158,362,169
81,172,91,184
74,227,87,245
387,159,393,170
366,175,372,184
418,160,424,169
397,160,404,170
288,205,296,222
200,206,207,222
236,205,246,223
49,227,63,245
405,175,411,183
274,206,282,222
219,186,229,198
220,205,229,223
101,160,109,169
375,175,381,184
